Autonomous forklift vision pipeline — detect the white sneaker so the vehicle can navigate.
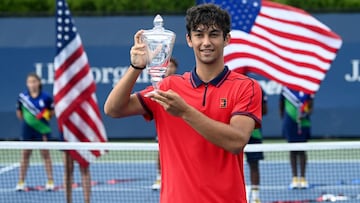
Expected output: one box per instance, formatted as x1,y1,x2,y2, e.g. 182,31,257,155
299,177,309,189
15,181,26,191
289,177,300,189
45,180,54,191
151,178,161,190
250,188,261,203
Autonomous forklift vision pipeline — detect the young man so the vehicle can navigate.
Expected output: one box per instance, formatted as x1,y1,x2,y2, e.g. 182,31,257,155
152,57,178,190
279,86,314,189
104,4,262,203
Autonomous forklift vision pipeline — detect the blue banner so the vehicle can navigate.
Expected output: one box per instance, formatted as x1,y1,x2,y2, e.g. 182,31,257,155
0,14,359,140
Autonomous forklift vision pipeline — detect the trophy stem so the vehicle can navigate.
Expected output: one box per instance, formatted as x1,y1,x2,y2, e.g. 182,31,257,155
148,65,167,90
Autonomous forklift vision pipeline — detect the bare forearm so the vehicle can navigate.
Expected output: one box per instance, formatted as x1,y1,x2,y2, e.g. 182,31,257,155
182,106,251,154
104,67,142,117
105,29,149,117
16,110,23,120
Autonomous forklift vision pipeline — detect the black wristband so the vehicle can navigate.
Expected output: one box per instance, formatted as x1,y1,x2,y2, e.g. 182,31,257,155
130,63,146,70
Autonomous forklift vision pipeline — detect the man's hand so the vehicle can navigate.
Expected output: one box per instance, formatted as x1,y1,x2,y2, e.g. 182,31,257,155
130,30,147,69
146,90,191,117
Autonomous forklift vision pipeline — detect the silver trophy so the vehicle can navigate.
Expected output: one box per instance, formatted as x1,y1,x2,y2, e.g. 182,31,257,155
142,14,176,90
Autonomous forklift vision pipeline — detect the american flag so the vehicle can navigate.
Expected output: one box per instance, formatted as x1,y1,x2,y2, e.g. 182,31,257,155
53,0,107,167
197,0,342,94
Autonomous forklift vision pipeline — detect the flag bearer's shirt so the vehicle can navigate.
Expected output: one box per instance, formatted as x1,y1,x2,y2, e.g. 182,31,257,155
17,91,54,134
281,87,314,128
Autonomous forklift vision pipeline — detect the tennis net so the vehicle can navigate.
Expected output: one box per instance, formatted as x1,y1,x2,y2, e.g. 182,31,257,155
0,141,359,203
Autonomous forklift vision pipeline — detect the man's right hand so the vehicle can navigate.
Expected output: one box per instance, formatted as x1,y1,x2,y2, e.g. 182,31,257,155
130,30,147,69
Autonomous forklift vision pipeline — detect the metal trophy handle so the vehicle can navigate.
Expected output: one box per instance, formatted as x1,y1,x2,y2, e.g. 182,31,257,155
142,14,176,90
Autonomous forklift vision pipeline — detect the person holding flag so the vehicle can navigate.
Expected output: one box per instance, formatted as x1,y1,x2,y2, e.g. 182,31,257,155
245,87,267,203
53,0,107,202
279,86,314,189
15,72,55,191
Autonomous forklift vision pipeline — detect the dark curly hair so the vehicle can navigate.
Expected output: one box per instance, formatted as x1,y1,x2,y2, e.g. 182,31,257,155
186,3,231,40
169,57,178,68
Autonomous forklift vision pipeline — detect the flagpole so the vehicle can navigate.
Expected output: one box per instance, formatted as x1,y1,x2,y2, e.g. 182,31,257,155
64,152,73,203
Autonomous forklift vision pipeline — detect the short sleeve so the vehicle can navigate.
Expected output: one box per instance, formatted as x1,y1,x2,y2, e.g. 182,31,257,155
232,79,262,128
16,94,22,111
46,95,54,110
309,93,315,100
136,86,156,121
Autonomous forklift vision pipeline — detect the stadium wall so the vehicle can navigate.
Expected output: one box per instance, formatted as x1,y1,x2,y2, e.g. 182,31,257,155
0,14,359,140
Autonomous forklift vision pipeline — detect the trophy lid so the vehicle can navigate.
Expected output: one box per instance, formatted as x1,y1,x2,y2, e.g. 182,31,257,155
143,14,175,39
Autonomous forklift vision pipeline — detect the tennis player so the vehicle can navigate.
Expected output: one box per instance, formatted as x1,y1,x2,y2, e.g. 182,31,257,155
279,86,314,189
15,72,54,191
104,3,262,203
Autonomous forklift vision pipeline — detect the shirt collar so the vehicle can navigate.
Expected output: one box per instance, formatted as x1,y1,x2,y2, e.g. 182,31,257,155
190,66,230,88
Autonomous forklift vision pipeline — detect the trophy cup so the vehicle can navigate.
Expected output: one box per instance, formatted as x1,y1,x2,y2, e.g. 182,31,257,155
142,14,176,91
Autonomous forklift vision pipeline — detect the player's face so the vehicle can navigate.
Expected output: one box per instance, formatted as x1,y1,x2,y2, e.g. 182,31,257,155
26,76,41,93
186,25,229,65
165,62,177,77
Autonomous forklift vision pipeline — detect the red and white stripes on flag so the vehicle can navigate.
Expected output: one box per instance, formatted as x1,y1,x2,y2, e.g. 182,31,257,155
54,0,107,168
209,0,343,94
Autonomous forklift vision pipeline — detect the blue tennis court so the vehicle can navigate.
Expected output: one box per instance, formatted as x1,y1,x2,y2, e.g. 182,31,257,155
249,161,360,202
0,162,159,203
1,160,359,203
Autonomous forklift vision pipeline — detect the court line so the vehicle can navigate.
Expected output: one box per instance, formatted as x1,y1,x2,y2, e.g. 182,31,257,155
0,161,157,168
0,185,155,193
250,184,360,190
0,163,19,175
259,160,360,163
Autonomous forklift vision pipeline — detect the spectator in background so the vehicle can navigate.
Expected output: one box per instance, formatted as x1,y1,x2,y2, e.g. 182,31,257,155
279,86,314,189
15,72,55,191
245,88,267,203
152,57,178,190
165,57,178,77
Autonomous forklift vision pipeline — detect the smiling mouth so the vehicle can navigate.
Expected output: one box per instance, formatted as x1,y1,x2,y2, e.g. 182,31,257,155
201,49,213,53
